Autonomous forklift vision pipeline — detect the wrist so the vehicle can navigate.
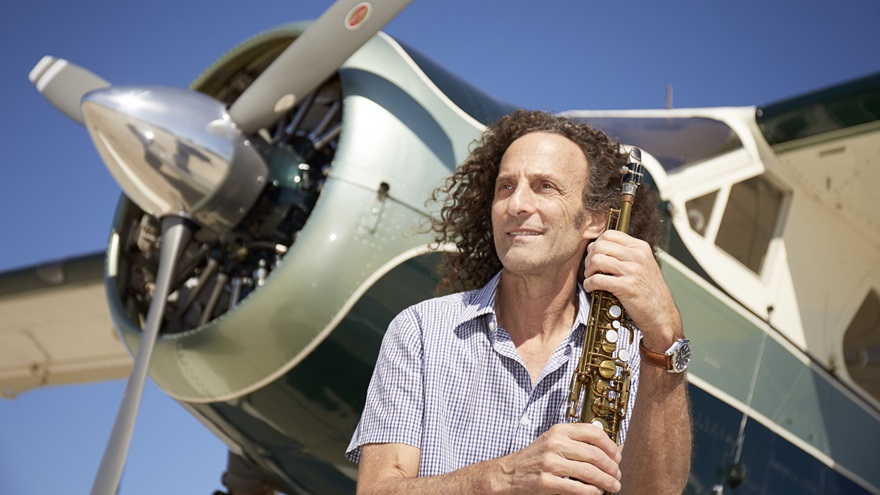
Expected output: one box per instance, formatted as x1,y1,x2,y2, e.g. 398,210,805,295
639,337,691,374
640,313,683,351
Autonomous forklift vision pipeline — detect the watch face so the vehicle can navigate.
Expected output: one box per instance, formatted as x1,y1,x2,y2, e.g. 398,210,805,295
672,340,691,373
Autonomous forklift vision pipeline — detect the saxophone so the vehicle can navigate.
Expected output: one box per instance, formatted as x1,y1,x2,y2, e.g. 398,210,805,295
565,147,644,448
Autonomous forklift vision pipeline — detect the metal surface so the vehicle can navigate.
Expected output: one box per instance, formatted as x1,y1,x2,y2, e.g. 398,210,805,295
565,148,645,447
91,216,193,495
228,0,412,133
29,56,110,125
21,9,880,495
105,31,484,403
81,86,268,234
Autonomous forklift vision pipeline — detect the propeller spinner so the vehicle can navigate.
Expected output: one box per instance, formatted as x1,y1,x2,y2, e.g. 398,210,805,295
80,86,268,234
30,1,412,493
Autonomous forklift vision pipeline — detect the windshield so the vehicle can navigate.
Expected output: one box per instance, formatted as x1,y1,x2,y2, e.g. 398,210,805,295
567,116,743,172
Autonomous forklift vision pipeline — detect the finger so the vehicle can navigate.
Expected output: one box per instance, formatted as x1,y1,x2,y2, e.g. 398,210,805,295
597,229,640,246
573,423,620,471
591,232,649,263
581,272,629,297
566,423,622,466
545,423,620,466
560,467,622,495
547,425,621,487
583,251,630,279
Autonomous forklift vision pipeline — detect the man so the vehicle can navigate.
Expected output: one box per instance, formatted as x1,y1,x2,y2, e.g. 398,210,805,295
346,110,691,494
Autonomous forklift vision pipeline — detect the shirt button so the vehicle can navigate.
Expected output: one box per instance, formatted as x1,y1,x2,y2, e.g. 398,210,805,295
520,415,531,426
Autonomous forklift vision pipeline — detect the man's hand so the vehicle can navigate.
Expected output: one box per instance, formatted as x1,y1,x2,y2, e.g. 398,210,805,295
496,422,621,494
582,230,683,348
357,423,621,495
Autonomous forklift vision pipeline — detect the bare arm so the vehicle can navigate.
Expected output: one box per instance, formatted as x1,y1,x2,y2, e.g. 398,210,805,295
356,423,623,495
618,351,692,495
583,230,693,494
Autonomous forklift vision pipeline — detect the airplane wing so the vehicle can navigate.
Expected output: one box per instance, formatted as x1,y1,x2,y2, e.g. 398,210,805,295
0,252,131,398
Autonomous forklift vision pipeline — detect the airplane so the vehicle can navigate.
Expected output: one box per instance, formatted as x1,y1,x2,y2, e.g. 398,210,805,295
1,1,879,494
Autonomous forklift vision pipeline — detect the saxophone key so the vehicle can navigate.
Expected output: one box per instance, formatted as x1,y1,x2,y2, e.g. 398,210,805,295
608,304,622,319
598,360,617,379
591,398,613,417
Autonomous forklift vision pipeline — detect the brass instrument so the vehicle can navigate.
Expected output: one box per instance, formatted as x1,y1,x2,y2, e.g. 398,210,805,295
565,147,644,448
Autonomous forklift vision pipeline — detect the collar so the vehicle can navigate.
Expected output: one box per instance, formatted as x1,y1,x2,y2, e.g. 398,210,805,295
455,271,591,343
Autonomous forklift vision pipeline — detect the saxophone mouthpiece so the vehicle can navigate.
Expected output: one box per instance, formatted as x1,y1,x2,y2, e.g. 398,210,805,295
622,147,644,190
629,147,642,164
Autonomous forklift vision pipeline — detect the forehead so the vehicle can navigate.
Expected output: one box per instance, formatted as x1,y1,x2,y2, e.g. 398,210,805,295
498,132,588,178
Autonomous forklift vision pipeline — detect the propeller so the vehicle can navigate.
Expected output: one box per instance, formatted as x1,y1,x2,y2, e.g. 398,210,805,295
91,215,194,495
29,56,109,125
30,1,414,492
228,0,412,133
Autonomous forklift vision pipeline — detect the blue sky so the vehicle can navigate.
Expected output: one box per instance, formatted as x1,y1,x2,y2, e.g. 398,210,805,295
1,1,878,494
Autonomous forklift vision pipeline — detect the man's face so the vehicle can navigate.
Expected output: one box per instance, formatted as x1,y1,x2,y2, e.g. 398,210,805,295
491,132,604,277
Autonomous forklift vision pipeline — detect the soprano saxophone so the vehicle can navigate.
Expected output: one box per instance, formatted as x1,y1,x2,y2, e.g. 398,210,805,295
565,147,644,447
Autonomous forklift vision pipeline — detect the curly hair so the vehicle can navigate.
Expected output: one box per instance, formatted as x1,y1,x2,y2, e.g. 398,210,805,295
429,110,661,293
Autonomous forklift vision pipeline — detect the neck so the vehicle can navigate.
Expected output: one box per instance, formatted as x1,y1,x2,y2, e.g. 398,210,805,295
495,269,580,346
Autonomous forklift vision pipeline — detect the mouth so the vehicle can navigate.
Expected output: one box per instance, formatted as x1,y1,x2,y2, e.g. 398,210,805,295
507,230,542,237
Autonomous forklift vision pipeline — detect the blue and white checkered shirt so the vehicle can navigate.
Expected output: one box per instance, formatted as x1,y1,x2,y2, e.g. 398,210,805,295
346,271,641,476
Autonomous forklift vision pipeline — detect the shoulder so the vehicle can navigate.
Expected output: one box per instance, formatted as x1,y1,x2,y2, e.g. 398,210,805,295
388,273,498,343
394,289,479,329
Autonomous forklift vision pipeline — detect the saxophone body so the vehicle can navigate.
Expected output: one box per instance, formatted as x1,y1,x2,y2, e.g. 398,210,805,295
565,147,644,446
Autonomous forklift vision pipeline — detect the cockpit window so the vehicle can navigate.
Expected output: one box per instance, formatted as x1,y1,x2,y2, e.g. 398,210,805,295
715,175,785,274
569,117,743,172
686,191,718,237
843,289,880,404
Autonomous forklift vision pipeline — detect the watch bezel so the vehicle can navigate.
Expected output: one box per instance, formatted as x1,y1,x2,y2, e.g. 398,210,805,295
666,338,691,373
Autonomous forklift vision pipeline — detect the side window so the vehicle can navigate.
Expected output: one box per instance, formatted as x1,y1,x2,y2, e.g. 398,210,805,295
843,290,880,404
715,175,785,273
685,191,718,236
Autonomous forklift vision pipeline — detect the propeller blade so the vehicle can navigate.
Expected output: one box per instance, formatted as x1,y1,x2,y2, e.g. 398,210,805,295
228,0,411,133
29,56,110,125
90,216,194,495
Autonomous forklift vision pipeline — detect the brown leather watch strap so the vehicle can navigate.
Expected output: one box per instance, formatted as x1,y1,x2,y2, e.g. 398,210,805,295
639,338,671,370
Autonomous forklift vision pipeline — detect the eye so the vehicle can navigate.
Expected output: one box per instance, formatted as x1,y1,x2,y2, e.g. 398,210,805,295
495,182,513,195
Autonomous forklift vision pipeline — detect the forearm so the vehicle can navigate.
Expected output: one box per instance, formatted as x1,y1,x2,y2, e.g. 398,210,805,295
358,424,623,495
357,456,502,495
618,365,692,495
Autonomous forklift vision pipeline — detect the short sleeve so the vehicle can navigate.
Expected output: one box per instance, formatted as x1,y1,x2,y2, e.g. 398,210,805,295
345,307,425,463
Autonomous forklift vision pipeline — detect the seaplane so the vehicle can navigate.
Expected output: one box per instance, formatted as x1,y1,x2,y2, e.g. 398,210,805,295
1,0,878,493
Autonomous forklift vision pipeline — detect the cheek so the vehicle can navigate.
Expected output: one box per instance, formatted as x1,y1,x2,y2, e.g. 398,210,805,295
490,199,506,222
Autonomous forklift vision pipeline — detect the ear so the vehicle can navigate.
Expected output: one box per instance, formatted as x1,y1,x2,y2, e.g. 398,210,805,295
581,211,607,241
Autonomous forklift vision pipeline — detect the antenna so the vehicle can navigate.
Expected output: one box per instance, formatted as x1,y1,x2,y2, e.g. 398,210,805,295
666,84,673,109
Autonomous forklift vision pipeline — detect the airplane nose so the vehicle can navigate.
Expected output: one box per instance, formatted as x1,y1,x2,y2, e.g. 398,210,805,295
80,86,268,234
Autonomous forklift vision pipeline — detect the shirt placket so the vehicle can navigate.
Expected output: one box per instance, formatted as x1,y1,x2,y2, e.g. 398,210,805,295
492,323,576,455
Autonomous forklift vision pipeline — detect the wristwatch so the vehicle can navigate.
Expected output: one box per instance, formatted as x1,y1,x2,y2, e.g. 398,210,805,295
639,338,691,373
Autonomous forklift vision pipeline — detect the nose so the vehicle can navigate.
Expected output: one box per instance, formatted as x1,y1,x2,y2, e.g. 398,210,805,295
507,182,537,216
